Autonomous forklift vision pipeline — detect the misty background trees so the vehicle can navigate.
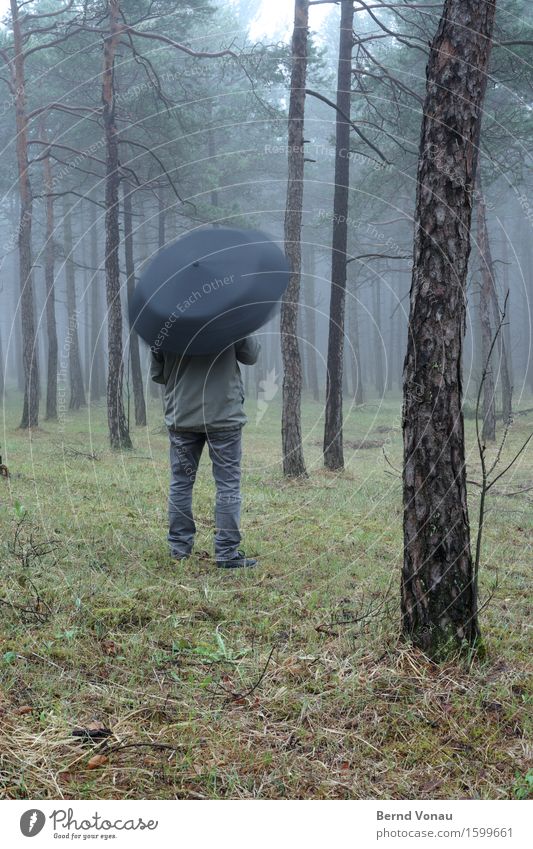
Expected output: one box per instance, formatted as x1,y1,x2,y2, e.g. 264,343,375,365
0,1,531,658
1,0,530,453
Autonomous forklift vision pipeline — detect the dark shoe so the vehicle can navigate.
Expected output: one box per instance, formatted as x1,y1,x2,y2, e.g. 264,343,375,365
172,553,190,562
216,549,258,569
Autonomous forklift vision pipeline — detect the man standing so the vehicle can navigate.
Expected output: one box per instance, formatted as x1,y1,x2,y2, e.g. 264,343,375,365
151,337,260,568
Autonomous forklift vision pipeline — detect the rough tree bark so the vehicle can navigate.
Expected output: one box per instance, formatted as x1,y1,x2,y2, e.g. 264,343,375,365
123,182,147,426
63,199,86,410
42,141,58,420
323,0,354,470
102,0,132,449
10,0,39,428
402,0,496,658
281,0,309,477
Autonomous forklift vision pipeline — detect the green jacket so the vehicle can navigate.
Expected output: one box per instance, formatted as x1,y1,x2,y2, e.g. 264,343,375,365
150,336,260,432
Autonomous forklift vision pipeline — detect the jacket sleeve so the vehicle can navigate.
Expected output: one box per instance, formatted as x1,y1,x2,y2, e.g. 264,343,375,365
235,335,261,365
150,351,166,384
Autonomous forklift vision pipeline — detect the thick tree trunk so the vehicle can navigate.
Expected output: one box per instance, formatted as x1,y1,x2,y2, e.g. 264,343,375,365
402,0,496,659
102,0,132,449
123,183,147,426
476,180,496,441
281,0,309,477
63,199,86,410
323,0,354,470
11,0,39,428
42,144,58,420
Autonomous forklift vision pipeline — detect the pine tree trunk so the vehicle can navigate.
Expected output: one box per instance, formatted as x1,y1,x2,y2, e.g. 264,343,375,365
123,183,147,426
323,0,354,471
11,0,39,428
402,0,496,659
281,0,309,477
43,145,58,420
102,0,132,449
476,179,496,441
63,199,86,410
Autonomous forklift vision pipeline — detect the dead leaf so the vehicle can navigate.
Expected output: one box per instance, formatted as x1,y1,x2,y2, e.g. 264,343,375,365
15,705,33,715
101,640,119,656
87,754,108,770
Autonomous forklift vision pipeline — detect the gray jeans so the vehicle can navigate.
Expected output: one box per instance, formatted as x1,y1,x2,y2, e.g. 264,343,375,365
168,428,242,561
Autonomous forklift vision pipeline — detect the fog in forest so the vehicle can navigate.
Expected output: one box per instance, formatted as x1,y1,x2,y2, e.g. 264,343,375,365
0,0,530,434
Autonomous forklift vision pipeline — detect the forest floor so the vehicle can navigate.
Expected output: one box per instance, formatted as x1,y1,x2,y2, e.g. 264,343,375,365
0,391,532,800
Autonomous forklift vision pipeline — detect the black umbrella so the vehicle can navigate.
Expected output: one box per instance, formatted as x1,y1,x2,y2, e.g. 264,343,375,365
129,227,289,355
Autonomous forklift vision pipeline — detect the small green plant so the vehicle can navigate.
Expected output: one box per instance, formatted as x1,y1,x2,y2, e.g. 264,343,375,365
2,650,17,664
13,499,26,520
513,769,533,800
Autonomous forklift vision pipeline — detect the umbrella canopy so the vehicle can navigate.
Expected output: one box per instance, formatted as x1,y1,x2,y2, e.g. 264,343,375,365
129,227,289,355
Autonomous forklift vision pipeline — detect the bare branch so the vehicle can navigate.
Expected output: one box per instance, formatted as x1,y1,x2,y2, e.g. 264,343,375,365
306,88,389,163
28,102,98,120
27,139,106,166
121,25,237,60
118,137,187,204
22,0,75,22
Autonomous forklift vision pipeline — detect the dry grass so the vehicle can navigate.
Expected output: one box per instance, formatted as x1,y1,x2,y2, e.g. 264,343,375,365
0,392,531,799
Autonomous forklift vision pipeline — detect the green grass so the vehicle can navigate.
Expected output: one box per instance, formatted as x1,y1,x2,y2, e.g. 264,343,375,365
0,388,531,799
